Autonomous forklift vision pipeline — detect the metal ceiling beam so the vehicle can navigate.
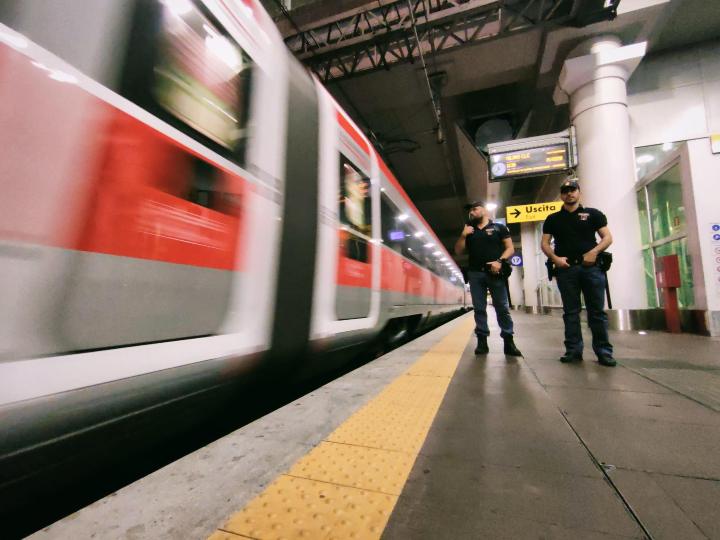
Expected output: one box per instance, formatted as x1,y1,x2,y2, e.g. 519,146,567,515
283,0,572,82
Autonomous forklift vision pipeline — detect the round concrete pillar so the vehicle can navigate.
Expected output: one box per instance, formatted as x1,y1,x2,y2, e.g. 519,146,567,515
520,222,540,309
508,268,524,308
556,37,648,310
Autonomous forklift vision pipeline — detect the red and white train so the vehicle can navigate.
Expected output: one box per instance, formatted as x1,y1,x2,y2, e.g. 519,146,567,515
0,0,466,501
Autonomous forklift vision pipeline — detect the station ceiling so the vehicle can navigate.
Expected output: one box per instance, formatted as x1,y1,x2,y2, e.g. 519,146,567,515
264,0,720,257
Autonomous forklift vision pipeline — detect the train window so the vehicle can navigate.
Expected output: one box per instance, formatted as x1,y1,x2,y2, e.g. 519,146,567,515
380,195,397,247
380,194,405,255
339,156,371,263
339,157,372,236
154,2,251,151
121,0,253,164
187,157,241,215
402,224,425,265
379,192,453,275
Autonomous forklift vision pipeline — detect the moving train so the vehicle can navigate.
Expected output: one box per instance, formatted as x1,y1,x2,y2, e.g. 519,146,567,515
0,0,466,522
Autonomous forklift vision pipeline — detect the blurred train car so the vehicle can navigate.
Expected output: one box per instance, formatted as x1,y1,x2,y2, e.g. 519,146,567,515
0,0,466,523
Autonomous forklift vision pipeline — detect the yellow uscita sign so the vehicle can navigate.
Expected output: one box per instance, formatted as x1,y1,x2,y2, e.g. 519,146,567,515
506,201,562,223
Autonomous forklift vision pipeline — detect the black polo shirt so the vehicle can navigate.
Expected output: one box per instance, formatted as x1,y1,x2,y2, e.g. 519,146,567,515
466,220,510,271
542,205,607,259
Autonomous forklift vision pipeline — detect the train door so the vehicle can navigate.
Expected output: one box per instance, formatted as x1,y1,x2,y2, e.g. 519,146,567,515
58,0,256,351
310,90,381,340
336,154,374,319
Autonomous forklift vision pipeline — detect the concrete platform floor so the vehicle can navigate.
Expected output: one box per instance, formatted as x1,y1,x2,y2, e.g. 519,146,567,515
383,311,720,540
31,311,720,540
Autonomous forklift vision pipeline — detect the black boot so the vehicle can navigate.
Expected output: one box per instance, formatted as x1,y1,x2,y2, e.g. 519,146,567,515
503,336,522,357
597,354,617,367
560,352,583,363
475,336,489,354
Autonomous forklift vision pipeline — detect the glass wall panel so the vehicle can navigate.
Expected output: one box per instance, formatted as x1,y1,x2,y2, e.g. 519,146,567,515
641,248,658,308
647,164,685,241
636,189,651,246
635,142,679,180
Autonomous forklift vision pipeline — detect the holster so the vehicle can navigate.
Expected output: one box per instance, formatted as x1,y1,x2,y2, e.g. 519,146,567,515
545,259,555,281
501,260,512,279
597,251,613,272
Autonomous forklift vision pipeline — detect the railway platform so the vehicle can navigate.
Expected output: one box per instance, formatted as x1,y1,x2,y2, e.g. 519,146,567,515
32,311,720,540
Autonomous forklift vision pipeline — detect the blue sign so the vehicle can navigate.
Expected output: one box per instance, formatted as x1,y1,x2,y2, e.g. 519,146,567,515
388,230,405,241
510,255,523,267
713,224,720,231
714,234,720,241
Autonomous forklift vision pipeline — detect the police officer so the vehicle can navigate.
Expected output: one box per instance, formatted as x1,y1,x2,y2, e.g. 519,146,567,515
455,201,522,356
541,179,616,366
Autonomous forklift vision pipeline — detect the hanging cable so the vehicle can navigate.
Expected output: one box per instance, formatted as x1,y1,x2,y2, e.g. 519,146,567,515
407,0,464,221
420,0,441,74
406,0,441,128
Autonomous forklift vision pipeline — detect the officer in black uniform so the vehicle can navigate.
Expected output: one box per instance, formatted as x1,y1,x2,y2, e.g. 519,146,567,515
455,201,522,356
541,179,616,366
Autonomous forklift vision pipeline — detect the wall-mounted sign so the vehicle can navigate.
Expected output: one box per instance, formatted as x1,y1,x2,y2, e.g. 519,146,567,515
510,255,523,267
490,144,569,180
711,224,720,296
506,201,562,224
487,128,577,182
711,134,720,154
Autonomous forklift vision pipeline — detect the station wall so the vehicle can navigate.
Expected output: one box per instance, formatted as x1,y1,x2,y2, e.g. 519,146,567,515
628,39,720,146
628,38,720,335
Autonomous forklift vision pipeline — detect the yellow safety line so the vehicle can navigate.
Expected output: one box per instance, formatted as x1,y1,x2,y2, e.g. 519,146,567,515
209,316,474,540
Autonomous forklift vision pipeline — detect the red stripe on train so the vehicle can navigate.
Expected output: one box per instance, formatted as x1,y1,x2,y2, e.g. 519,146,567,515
336,230,373,288
336,110,370,155
0,44,246,272
336,242,463,303
76,109,247,271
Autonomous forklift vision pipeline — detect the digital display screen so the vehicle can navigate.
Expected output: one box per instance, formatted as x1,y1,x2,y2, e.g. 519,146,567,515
388,230,405,241
489,143,569,181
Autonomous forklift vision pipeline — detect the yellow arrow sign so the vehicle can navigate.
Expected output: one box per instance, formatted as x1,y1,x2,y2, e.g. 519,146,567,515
506,201,562,224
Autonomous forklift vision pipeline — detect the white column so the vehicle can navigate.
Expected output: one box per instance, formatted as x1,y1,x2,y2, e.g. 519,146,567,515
520,222,539,309
554,36,648,310
508,269,524,308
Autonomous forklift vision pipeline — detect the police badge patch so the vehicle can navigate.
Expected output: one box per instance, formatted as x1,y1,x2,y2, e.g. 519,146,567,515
579,213,590,221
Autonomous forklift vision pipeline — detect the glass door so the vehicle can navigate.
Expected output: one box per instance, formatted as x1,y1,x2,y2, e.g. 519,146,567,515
635,144,695,308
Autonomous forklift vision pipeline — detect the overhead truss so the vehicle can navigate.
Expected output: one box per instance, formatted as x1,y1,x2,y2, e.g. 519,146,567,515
283,0,575,82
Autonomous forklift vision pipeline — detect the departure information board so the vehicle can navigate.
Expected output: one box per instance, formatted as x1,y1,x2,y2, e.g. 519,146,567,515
489,143,570,181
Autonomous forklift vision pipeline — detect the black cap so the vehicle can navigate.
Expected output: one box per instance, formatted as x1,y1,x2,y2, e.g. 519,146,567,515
463,201,484,210
560,179,579,192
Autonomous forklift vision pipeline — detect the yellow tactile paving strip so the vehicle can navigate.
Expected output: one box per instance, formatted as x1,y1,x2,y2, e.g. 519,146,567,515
209,316,474,540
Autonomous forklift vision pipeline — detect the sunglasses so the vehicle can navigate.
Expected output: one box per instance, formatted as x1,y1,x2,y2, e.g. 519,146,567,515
560,187,578,194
